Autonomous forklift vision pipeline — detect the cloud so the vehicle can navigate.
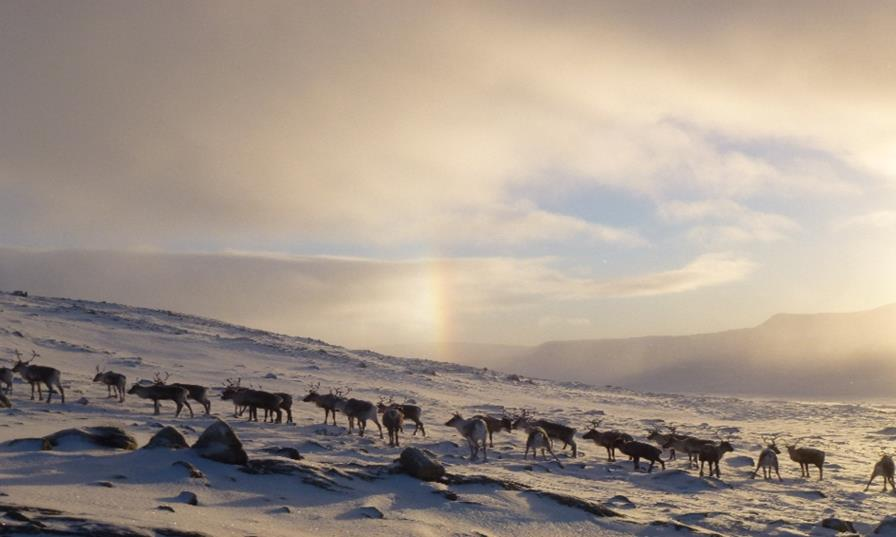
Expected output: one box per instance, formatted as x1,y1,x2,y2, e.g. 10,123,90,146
832,211,896,232
659,199,799,243
0,248,753,346
0,2,890,251
585,252,756,298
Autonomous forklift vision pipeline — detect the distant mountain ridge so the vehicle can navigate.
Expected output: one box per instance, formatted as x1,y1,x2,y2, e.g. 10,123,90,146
383,304,896,397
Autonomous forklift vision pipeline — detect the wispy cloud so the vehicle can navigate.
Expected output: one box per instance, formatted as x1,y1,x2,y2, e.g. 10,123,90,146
659,200,799,244
832,210,896,232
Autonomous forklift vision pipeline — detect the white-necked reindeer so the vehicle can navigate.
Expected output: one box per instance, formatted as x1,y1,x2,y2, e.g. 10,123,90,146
12,349,65,404
445,413,488,461
752,434,782,481
93,364,127,402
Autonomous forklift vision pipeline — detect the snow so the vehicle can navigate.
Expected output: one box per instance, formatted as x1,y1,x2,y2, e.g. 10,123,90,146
1,291,895,536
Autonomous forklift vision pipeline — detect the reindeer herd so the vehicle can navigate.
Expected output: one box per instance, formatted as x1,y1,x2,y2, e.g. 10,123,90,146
2,348,896,492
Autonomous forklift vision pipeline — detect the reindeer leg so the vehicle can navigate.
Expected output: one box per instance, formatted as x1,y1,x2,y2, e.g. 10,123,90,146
700,460,705,477
154,399,160,415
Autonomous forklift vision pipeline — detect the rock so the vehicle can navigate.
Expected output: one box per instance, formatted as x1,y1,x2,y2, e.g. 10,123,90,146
399,447,445,482
176,491,199,506
264,372,278,379
274,506,292,514
261,446,303,460
191,419,247,465
93,481,115,488
145,427,189,449
604,495,636,508
821,518,856,533
0,392,11,408
43,426,137,450
157,505,176,513
358,506,385,519
875,515,896,535
76,397,89,405
172,461,206,479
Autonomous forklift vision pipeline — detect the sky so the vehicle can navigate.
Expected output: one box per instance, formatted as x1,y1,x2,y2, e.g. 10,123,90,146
1,1,895,349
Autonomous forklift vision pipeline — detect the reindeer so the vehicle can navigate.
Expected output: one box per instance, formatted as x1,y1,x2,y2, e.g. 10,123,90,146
302,383,345,425
698,440,734,478
377,396,426,436
512,410,578,457
382,406,404,447
582,420,633,462
93,364,127,402
785,438,825,480
221,380,282,423
865,454,896,492
752,434,782,481
650,426,710,467
618,440,665,473
152,373,212,415
445,413,488,461
12,349,65,404
0,365,13,394
336,394,382,437
471,413,513,447
524,426,563,467
127,380,192,417
273,392,293,424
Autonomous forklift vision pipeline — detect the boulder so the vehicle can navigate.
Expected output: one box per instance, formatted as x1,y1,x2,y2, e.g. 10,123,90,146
821,517,856,533
144,427,189,449
176,491,198,506
399,447,445,482
191,419,247,465
43,426,137,450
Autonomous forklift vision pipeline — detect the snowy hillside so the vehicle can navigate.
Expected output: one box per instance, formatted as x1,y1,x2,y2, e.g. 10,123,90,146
2,291,896,536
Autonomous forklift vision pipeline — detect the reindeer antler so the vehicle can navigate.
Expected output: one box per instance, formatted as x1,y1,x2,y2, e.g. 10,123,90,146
13,349,22,361
153,371,170,384
589,418,603,429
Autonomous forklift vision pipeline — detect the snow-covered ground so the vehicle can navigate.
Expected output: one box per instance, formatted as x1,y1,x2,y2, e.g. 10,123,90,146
2,291,896,536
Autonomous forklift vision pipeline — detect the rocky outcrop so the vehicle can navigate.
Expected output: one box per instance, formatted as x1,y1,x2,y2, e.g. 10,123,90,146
144,427,189,449
191,419,247,465
821,517,856,533
43,426,137,450
399,447,445,482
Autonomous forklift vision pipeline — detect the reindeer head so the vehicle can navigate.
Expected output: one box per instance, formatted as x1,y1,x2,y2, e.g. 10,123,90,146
761,433,782,454
11,348,32,372
92,363,106,382
445,412,464,427
510,408,531,430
